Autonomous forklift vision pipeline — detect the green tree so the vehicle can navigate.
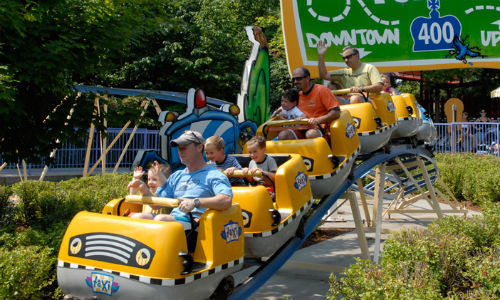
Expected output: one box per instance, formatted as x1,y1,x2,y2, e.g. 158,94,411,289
0,0,172,163
99,0,281,102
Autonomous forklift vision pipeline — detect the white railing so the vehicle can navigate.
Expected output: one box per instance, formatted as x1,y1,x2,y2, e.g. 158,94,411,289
1,128,161,169
434,122,500,156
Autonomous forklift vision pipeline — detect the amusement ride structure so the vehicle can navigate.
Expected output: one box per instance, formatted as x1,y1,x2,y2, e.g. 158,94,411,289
56,0,500,296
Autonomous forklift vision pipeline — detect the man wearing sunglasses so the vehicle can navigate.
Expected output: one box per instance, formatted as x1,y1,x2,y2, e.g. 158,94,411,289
317,41,383,104
278,66,339,140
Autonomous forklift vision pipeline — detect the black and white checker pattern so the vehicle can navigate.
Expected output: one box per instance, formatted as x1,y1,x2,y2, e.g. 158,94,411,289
309,145,361,180
358,122,397,137
244,197,315,238
57,257,244,286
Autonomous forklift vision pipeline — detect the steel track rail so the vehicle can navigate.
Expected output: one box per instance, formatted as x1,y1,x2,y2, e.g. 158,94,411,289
228,144,434,300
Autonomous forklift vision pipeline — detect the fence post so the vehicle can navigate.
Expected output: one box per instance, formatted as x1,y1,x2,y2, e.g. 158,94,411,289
450,123,456,153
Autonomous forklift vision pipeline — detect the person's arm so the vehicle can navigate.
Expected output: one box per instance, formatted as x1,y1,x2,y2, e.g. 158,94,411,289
150,161,168,187
264,156,278,183
317,40,332,81
308,89,341,125
262,170,275,183
362,82,384,93
317,108,340,124
132,166,145,180
127,179,154,196
178,193,232,212
350,65,384,94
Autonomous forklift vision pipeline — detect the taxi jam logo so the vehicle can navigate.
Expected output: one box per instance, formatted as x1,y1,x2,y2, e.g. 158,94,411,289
221,220,242,243
294,171,308,191
85,272,120,296
345,122,356,139
410,0,485,65
387,100,396,113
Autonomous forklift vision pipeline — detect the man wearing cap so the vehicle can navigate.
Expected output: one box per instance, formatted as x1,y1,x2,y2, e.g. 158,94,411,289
129,130,233,230
317,41,383,104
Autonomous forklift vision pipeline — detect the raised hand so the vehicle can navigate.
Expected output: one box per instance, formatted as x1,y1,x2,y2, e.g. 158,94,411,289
151,161,168,187
133,166,145,180
317,40,328,57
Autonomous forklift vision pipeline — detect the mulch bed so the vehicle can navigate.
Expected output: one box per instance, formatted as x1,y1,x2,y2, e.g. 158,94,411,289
301,228,354,248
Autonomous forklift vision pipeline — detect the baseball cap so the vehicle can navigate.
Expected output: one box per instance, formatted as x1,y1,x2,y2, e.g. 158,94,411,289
170,130,205,147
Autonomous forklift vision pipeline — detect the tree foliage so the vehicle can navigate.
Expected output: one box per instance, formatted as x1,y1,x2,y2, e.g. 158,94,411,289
3,0,496,165
0,0,286,164
0,0,173,163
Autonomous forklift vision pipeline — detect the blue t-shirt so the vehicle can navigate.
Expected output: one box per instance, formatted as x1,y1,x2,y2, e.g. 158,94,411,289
156,164,233,220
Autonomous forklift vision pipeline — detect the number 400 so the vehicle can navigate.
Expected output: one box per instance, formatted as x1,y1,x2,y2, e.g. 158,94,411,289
418,22,455,45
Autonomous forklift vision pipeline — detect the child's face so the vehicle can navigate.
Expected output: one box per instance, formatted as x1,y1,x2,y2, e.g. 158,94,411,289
281,97,296,111
205,144,225,163
247,143,266,162
147,170,160,192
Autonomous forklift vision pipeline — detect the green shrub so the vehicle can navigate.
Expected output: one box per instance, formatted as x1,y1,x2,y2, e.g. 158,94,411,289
328,205,500,300
0,185,14,226
0,173,131,300
328,258,443,300
10,173,130,228
436,153,500,204
57,173,130,212
0,245,61,300
11,181,56,227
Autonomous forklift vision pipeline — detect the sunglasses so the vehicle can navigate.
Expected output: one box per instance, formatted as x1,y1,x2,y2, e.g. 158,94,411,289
342,53,356,60
292,75,307,82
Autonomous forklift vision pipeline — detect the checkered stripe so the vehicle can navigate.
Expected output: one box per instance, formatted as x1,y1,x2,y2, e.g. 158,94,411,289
397,117,418,121
57,257,244,286
244,197,315,238
309,145,361,180
358,122,397,137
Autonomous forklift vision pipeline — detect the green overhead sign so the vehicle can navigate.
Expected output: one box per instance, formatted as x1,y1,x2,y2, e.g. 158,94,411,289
281,0,500,74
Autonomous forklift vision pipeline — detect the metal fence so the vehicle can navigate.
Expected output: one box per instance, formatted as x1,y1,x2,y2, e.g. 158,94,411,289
1,128,161,169
434,122,500,156
4,123,499,171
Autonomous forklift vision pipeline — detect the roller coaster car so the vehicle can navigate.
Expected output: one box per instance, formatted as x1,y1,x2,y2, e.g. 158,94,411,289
229,153,313,258
391,93,423,139
340,101,393,154
57,199,244,300
255,110,360,198
330,89,396,154
416,103,437,143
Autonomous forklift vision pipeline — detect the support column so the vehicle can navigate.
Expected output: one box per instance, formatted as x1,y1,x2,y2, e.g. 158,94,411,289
373,163,386,263
347,190,370,260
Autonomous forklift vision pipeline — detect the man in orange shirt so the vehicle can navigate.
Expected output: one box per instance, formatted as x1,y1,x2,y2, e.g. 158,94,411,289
279,67,340,140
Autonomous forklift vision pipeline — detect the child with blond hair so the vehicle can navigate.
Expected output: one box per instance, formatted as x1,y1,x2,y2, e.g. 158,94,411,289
204,135,244,185
242,136,277,186
127,161,172,219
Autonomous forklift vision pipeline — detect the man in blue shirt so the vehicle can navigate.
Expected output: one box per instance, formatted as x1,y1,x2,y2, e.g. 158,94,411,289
129,130,233,230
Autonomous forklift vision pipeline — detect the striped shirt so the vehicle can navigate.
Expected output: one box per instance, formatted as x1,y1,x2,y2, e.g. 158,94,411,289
210,155,245,185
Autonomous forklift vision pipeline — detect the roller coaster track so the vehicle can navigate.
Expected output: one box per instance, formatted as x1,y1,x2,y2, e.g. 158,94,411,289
228,143,434,299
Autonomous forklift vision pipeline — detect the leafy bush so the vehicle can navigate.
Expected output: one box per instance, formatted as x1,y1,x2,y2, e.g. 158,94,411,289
436,153,500,204
0,172,131,299
328,205,500,300
10,173,130,228
0,246,61,300
0,185,14,226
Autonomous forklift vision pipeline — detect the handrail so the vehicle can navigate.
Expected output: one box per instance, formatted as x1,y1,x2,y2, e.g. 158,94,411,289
124,195,179,207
